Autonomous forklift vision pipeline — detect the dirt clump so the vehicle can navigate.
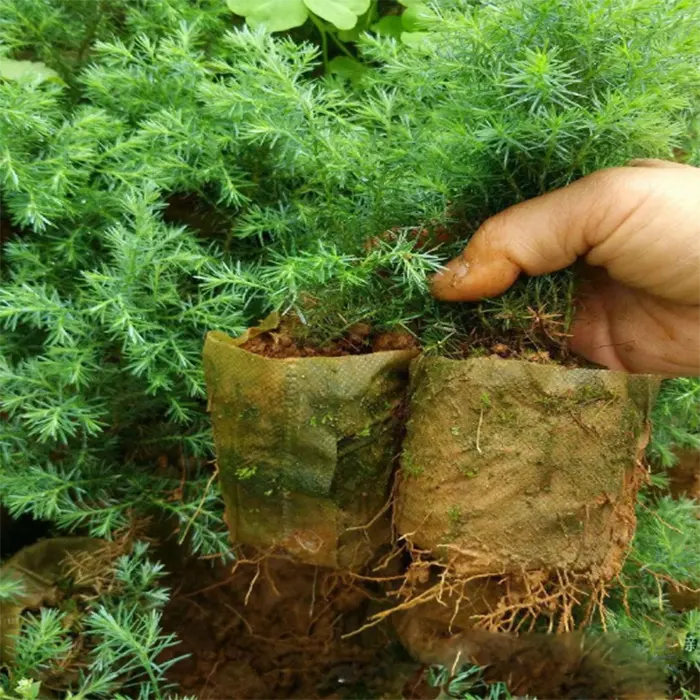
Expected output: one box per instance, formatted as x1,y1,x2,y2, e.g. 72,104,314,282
667,449,700,501
394,611,666,700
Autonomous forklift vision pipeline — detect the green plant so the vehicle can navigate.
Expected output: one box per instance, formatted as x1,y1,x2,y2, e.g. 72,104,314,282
649,378,700,467
428,663,513,699
227,0,372,33
0,679,42,700
1,0,699,696
602,494,700,697
225,0,434,75
0,542,188,699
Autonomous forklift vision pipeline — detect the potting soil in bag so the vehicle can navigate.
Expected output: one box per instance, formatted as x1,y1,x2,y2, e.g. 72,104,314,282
203,325,417,570
396,357,659,579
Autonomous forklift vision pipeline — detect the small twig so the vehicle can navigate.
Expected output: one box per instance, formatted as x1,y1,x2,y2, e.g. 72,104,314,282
244,564,261,607
179,575,237,599
476,406,485,455
200,658,221,698
179,464,219,544
344,494,393,532
263,556,281,598
223,603,254,636
341,585,440,639
638,501,684,534
309,566,318,619
450,649,463,678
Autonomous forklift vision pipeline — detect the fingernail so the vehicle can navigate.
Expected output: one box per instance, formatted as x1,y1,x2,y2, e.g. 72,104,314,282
434,259,469,287
450,261,470,285
431,258,471,298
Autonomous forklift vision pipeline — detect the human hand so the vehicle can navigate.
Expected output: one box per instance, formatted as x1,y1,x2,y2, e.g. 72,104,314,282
431,160,700,376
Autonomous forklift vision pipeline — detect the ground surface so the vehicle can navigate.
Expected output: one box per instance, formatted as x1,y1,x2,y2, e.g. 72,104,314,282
161,553,429,699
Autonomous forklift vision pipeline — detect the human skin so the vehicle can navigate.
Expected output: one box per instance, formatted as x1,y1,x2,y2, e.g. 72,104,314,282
431,160,700,377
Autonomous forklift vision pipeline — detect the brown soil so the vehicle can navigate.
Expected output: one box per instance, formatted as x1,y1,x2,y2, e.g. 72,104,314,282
0,215,25,248
239,317,419,359
163,547,612,700
395,612,666,700
667,449,700,501
163,193,233,241
236,312,583,366
161,553,420,700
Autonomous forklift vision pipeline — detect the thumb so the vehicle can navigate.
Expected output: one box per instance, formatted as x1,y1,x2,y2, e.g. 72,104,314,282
431,167,651,302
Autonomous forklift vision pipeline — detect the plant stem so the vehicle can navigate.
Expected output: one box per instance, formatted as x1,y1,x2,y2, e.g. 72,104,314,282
309,14,329,71
328,31,355,59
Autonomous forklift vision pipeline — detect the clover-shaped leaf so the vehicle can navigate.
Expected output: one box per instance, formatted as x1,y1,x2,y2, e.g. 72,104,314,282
227,0,308,32
227,0,370,32
305,0,370,31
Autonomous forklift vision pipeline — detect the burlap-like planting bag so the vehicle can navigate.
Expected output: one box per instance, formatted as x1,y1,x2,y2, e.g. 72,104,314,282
204,329,417,569
396,357,659,579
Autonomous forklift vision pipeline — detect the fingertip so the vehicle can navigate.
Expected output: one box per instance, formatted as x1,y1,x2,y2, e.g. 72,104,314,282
430,254,521,302
430,257,476,301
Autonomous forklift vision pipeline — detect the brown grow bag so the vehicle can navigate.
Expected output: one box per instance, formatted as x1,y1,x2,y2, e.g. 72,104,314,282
396,357,659,579
203,330,417,570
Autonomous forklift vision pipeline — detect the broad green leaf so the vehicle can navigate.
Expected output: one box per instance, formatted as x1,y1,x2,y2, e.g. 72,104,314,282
328,56,368,85
401,3,436,32
371,15,403,40
304,0,370,31
338,2,375,38
345,0,371,11
226,0,308,32
397,0,425,5
0,58,59,83
400,31,432,48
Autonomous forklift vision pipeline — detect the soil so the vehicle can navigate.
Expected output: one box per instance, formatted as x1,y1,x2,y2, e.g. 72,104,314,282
0,506,52,560
0,215,20,247
239,317,419,359
161,553,423,700
666,449,700,501
236,313,582,366
163,193,234,241
159,548,667,700
395,612,666,700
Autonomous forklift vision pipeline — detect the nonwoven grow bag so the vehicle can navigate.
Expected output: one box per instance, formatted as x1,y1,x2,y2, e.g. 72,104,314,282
396,357,659,579
204,329,417,570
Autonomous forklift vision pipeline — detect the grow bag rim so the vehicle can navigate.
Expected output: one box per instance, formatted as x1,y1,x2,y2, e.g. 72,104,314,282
206,331,659,381
411,353,659,380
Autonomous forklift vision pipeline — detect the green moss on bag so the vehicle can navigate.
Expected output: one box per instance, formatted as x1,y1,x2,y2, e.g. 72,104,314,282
203,330,417,569
396,357,660,579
